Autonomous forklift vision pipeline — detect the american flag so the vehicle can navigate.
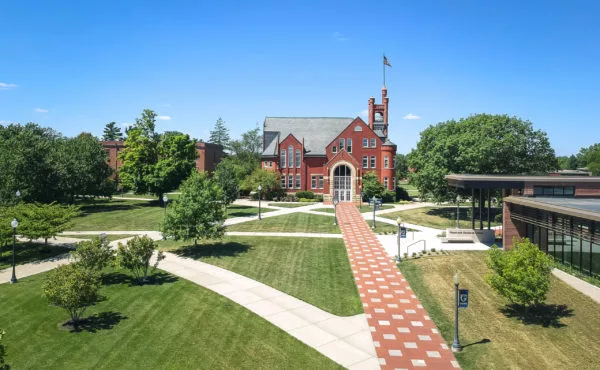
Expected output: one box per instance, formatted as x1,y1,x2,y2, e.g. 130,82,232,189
384,56,392,67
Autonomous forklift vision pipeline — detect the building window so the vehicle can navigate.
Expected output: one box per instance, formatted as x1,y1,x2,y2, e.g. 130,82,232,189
384,177,389,189
318,176,324,189
362,138,368,148
347,138,352,153
370,138,376,148
295,149,301,168
339,138,345,151
384,156,389,168
288,146,293,168
288,175,293,189
311,176,317,189
281,150,286,168
533,186,576,197
281,175,286,188
362,156,368,168
393,156,396,168
295,174,301,189
370,156,376,168
332,146,337,153
393,177,396,190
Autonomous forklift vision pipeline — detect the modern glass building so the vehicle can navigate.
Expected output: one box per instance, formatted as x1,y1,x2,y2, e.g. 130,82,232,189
445,174,600,277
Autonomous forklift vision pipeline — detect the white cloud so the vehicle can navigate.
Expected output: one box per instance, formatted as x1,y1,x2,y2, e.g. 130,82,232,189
332,32,348,42
158,115,172,121
34,108,48,113
403,113,421,120
120,122,132,127
0,82,18,90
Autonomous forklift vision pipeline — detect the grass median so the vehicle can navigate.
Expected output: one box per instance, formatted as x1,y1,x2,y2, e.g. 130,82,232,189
398,251,600,369
158,235,362,316
382,206,501,230
227,213,340,234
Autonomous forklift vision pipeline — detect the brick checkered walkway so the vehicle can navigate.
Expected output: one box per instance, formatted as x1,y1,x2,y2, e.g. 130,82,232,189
337,204,459,369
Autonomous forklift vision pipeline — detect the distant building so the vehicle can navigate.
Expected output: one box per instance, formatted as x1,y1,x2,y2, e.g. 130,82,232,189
261,87,397,202
548,169,592,176
102,140,225,187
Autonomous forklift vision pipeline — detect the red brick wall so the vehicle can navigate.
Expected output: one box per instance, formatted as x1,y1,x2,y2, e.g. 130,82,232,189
196,142,225,173
102,141,124,182
502,202,525,250
523,181,600,197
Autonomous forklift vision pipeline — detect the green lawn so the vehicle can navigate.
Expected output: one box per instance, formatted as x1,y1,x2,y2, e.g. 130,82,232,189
382,206,501,230
69,199,164,231
158,236,361,316
67,234,139,242
0,242,70,270
112,192,181,201
398,252,600,370
0,269,341,369
311,207,335,214
398,182,419,197
227,213,340,234
226,204,276,218
267,202,316,208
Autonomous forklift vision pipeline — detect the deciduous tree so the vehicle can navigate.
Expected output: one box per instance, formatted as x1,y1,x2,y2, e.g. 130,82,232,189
71,237,115,273
408,114,557,201
18,203,80,245
362,172,384,199
485,239,554,307
115,235,164,284
162,172,225,245
42,264,102,324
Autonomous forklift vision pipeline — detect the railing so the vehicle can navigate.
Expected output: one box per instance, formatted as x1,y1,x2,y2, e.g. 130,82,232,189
405,239,426,256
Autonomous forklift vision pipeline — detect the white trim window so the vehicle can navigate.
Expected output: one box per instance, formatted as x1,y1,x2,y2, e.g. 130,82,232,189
362,138,368,148
288,174,293,189
384,177,389,189
311,175,317,189
295,149,301,168
370,138,376,148
281,150,286,168
347,138,352,153
370,156,376,168
288,146,294,168
281,175,287,188
295,174,301,189
318,176,324,189
339,138,345,151
384,156,389,168
362,156,368,168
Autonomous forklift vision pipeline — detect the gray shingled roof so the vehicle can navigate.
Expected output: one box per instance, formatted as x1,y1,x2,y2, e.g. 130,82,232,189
262,117,356,156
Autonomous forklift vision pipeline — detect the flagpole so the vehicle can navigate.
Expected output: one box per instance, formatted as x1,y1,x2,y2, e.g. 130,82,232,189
383,54,386,86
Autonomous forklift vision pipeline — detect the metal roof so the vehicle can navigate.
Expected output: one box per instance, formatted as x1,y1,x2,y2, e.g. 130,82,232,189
446,174,600,189
262,117,355,156
505,196,600,222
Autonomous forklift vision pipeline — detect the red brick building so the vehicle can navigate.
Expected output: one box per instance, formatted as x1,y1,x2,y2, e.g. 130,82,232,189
261,87,397,202
102,140,225,187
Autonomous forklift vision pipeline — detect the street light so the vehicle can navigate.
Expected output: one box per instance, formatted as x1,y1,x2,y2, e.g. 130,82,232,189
162,195,169,240
396,217,403,262
371,196,377,229
456,195,461,229
257,185,262,220
333,195,339,226
452,272,463,352
10,218,18,284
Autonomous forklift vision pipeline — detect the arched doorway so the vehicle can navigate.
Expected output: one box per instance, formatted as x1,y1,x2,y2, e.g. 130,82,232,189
333,165,352,202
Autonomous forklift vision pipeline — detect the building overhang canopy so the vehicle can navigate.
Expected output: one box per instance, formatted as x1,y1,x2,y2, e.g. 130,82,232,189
445,174,600,190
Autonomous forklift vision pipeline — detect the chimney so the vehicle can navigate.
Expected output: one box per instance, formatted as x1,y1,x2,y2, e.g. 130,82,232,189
368,97,375,129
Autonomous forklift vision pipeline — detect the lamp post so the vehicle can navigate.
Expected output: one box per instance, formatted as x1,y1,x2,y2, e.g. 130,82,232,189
10,218,18,284
456,195,461,229
258,185,262,220
452,272,462,352
396,217,403,262
162,195,168,240
371,196,377,229
333,195,339,226
15,190,21,204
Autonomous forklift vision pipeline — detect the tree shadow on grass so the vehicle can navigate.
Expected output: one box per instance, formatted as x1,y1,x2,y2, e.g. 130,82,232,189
500,303,574,328
66,311,128,333
173,241,251,260
101,271,178,286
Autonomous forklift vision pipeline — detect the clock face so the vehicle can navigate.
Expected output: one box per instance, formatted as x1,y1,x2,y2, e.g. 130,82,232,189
375,112,384,122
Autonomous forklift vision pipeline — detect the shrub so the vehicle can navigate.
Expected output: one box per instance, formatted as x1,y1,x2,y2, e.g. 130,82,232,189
431,248,436,252
494,213,503,223
382,189,396,203
282,193,298,202
403,253,408,258
116,236,165,284
485,239,554,307
315,195,324,202
295,191,315,199
412,252,417,257
71,237,114,273
395,186,411,201
42,264,101,324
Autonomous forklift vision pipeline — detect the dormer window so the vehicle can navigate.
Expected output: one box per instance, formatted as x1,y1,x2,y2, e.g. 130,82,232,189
339,138,345,150
332,146,337,153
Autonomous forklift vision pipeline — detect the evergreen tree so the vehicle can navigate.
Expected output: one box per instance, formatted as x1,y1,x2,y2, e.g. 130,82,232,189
102,122,123,141
208,117,230,148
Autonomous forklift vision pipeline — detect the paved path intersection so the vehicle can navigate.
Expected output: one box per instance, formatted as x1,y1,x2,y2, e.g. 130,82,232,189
337,203,459,369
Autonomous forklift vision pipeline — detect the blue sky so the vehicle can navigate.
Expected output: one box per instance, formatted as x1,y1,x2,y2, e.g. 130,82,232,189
1,0,599,155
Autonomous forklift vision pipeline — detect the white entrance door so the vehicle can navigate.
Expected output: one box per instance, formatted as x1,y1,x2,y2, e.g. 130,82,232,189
333,165,352,202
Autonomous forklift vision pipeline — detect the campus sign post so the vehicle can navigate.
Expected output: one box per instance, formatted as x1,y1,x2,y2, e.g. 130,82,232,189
452,272,468,352
396,217,406,262
257,185,262,220
333,195,339,226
